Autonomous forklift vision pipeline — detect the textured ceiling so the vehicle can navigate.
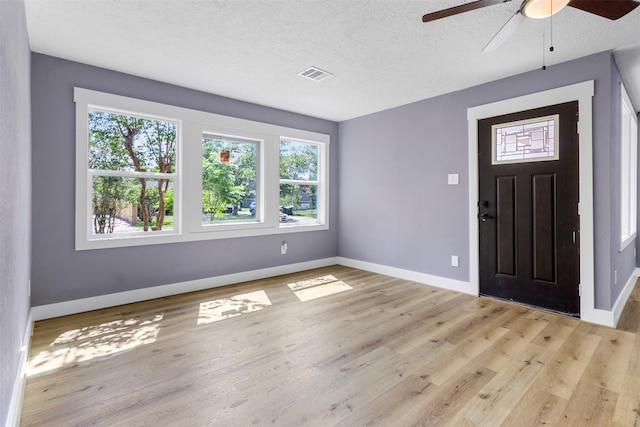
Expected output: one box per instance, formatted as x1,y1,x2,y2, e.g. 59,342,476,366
23,0,640,121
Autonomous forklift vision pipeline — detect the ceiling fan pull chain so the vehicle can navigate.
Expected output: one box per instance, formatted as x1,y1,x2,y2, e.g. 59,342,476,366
542,31,547,70
549,0,555,52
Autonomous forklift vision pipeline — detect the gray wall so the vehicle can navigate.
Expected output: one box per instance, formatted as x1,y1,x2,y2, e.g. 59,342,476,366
609,56,637,306
30,54,339,306
339,51,628,310
0,0,32,424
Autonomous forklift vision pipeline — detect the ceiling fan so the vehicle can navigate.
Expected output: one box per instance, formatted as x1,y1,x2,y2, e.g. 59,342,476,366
422,0,640,53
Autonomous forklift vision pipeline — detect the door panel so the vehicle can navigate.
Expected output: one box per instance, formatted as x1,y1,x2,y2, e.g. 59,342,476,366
532,173,556,283
496,176,516,276
478,101,580,316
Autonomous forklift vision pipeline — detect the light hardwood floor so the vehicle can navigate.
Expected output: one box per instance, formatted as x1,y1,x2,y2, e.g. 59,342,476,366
20,266,640,426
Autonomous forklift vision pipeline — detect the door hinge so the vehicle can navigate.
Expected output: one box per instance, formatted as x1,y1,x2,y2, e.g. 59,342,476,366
578,283,581,296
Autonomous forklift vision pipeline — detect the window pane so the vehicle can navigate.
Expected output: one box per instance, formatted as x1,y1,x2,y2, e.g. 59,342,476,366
88,110,177,173
202,135,257,225
280,140,318,180
620,83,638,249
91,176,174,235
279,183,318,225
492,115,559,165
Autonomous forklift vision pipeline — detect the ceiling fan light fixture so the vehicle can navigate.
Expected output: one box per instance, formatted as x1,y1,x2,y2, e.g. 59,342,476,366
521,0,570,19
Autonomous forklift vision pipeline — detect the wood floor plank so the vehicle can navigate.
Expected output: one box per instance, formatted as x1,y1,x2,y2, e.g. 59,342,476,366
417,324,509,386
20,266,640,427
502,388,568,427
534,326,602,400
617,279,640,334
580,328,635,393
476,313,550,373
452,343,555,426
613,332,640,426
561,381,619,425
410,365,496,426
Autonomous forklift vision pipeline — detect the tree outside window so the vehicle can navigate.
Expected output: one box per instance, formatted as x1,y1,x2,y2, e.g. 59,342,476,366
201,135,257,224
88,110,177,234
280,139,319,224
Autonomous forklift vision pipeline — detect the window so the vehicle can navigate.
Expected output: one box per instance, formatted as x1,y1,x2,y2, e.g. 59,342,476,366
492,115,559,165
279,139,322,226
75,88,329,250
619,82,638,251
88,109,178,237
201,134,258,226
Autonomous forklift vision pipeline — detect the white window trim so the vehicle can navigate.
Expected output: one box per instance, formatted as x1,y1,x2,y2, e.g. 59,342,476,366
75,88,329,250
619,82,638,251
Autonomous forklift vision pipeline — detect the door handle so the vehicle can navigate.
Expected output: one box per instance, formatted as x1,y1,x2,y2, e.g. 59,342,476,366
478,213,493,222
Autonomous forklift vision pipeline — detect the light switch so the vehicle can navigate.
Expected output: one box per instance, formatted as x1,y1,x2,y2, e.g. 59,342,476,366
448,174,459,185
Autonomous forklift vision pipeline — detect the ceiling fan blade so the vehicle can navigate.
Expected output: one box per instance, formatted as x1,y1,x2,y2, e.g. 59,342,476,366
568,0,640,20
482,10,527,53
422,0,511,23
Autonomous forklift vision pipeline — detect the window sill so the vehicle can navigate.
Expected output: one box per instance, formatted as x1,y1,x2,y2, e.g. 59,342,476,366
76,222,329,251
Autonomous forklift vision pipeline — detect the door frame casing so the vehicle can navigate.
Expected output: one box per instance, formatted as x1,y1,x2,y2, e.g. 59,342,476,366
467,81,604,324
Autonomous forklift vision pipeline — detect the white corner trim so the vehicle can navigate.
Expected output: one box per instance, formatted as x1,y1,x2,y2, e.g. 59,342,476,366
31,258,338,320
580,265,638,327
580,307,616,328
337,257,473,295
6,311,33,427
611,267,640,327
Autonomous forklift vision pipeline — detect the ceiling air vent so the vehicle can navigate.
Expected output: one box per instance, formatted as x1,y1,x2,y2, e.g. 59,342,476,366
298,66,333,82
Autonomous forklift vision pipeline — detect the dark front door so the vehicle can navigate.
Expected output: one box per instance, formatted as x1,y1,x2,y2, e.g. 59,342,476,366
478,101,580,316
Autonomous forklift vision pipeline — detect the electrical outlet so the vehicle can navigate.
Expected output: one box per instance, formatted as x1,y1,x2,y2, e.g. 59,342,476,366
448,174,459,185
28,279,31,297
281,242,288,255
451,255,459,267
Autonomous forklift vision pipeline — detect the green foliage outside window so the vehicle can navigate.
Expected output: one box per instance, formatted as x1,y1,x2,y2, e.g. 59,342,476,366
202,136,256,222
280,140,318,215
88,110,176,233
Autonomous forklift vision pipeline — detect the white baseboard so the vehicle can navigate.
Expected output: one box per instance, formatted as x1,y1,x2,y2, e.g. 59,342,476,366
581,268,639,328
336,257,639,328
612,268,640,327
31,257,338,321
336,257,473,295
5,311,33,427
30,256,635,325
580,307,616,328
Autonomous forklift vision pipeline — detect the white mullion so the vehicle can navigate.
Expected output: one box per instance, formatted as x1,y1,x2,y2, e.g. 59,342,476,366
319,141,328,225
182,123,203,234
88,169,177,180
279,179,319,186
265,134,281,228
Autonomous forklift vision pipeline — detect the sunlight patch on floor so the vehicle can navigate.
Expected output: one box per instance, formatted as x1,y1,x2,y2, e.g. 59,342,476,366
198,290,272,325
288,275,353,302
28,315,163,377
51,315,162,344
